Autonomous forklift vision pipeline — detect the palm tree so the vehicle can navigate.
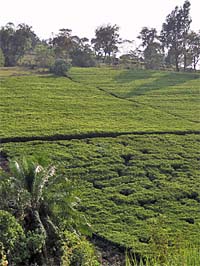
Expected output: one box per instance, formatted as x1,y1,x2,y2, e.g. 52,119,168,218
2,157,91,265
9,158,60,265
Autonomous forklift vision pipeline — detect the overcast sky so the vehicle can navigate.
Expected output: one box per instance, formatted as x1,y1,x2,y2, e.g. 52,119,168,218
1,0,199,43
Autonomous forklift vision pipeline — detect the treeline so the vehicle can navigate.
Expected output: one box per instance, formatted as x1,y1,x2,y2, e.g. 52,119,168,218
0,0,199,71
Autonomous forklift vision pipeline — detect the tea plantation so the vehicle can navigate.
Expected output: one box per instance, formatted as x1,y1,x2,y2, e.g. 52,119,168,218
1,67,200,255
0,68,199,139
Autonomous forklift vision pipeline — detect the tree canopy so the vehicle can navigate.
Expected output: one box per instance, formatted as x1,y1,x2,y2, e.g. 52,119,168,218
160,0,192,71
91,24,120,61
0,22,38,66
0,1,199,71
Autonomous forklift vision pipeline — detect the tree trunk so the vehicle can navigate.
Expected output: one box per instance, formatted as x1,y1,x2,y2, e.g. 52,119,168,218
40,203,62,265
173,46,180,72
175,54,179,72
103,52,107,63
184,53,187,71
27,207,62,265
33,210,48,264
175,60,179,72
33,210,47,237
42,215,62,266
193,57,196,72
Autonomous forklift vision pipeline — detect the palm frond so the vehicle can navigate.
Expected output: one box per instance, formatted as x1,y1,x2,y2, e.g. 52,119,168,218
32,165,56,208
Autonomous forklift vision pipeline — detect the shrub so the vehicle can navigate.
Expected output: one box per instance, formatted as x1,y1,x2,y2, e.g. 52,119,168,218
71,50,96,67
62,231,100,266
0,210,28,264
50,58,71,76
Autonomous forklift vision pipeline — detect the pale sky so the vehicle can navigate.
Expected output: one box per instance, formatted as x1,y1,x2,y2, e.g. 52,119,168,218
0,0,199,44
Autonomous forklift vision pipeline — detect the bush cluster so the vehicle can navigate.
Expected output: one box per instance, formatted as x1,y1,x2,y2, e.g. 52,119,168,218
50,59,71,76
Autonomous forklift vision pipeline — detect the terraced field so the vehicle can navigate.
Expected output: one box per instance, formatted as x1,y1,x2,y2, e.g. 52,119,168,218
70,67,200,124
0,68,199,140
0,67,200,255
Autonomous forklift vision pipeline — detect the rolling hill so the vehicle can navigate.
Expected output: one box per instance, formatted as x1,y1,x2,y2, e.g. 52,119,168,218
1,67,200,255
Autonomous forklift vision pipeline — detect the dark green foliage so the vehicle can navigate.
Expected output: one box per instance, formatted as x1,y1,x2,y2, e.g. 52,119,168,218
71,49,96,67
0,22,38,66
50,28,74,59
0,158,60,265
50,28,96,67
0,210,28,264
0,156,94,265
50,58,71,76
186,31,200,71
92,24,120,60
143,43,164,70
62,231,99,265
137,27,164,70
0,48,5,66
19,43,55,69
160,1,192,71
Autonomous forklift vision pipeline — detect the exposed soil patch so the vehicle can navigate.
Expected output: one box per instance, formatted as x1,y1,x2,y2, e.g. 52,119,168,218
91,234,126,266
0,150,9,172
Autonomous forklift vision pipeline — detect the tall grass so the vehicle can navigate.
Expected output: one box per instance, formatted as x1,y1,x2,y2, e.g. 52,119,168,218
126,245,200,266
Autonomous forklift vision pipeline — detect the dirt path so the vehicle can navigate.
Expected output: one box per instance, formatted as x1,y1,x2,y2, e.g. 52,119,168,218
0,130,199,144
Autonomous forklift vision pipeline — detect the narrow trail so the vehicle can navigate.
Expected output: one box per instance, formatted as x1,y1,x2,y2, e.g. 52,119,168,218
0,130,199,144
68,75,198,124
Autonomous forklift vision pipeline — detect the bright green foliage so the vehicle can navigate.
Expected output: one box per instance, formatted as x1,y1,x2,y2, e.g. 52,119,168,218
0,66,199,261
126,245,200,266
0,68,199,139
5,157,56,220
70,67,200,124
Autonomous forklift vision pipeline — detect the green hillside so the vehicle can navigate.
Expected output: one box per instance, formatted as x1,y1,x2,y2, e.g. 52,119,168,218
70,67,200,124
0,68,199,140
1,67,200,256
3,133,200,253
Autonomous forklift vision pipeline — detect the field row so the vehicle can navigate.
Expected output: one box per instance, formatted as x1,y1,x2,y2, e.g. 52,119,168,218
70,67,200,124
0,68,199,139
